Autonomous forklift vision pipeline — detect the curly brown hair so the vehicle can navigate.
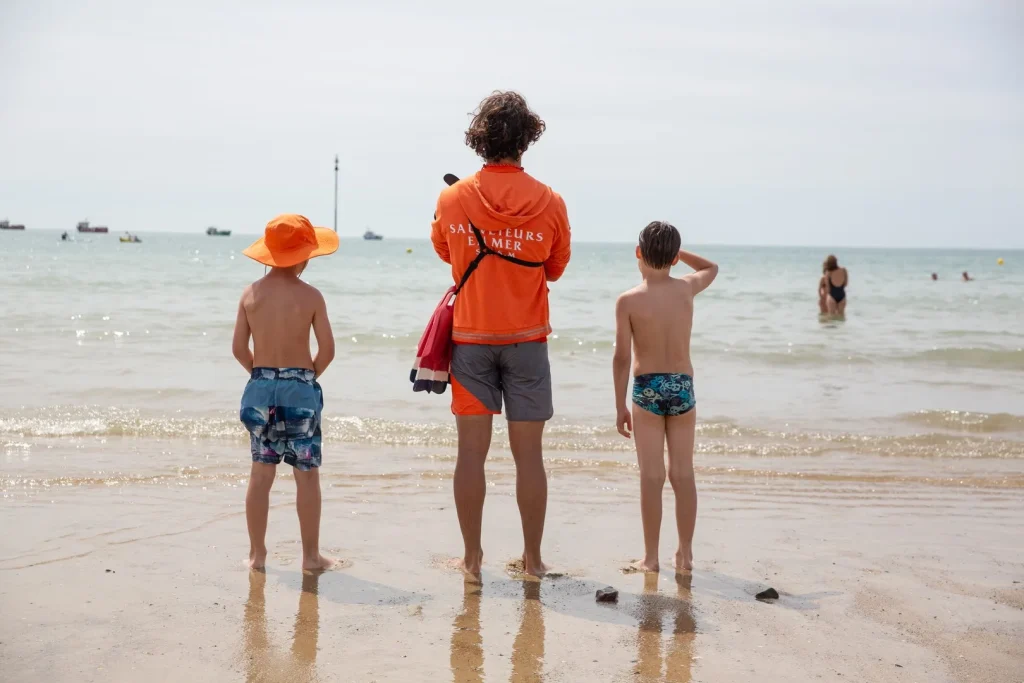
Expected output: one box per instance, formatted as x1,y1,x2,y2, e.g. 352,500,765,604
639,221,681,269
465,91,546,162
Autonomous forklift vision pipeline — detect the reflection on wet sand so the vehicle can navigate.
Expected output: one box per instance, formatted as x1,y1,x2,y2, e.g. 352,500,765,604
634,572,696,682
511,580,545,682
450,579,547,682
243,570,321,683
450,582,483,683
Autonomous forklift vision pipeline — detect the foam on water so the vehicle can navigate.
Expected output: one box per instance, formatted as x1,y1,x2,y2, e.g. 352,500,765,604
2,406,1022,459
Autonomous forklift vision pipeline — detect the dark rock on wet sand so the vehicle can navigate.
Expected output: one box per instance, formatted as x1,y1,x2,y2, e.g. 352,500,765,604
596,586,619,603
755,587,779,601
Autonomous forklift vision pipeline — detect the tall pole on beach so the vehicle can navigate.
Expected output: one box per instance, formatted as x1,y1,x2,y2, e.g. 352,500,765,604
333,154,339,232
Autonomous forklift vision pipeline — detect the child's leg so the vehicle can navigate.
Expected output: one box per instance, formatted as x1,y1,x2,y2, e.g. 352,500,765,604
666,410,697,571
632,405,667,572
245,463,276,568
294,467,334,570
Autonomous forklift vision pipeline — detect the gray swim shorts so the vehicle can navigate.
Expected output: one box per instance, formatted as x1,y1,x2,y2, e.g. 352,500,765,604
450,342,553,421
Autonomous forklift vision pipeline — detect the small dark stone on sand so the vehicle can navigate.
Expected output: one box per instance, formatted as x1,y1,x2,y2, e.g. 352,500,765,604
755,587,779,601
596,586,619,603
895,664,903,668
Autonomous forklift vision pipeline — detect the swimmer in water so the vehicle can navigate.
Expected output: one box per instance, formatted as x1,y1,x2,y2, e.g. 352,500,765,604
821,254,848,317
931,273,938,281
962,271,973,282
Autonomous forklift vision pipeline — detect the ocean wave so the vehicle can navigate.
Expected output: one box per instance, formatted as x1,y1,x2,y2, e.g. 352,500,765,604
1,407,1021,459
897,410,1024,434
899,347,1024,370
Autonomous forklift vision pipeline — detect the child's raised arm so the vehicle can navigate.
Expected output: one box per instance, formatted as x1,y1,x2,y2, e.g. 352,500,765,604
612,293,634,438
232,287,254,374
678,249,719,295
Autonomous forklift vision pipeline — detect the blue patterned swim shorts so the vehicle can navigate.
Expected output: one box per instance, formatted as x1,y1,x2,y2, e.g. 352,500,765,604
240,368,323,470
632,373,696,417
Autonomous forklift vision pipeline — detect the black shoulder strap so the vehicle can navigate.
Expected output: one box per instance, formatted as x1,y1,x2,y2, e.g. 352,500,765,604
455,224,543,293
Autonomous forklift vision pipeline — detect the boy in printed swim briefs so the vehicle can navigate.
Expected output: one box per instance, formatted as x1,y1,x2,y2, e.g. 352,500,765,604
612,221,718,573
232,214,339,571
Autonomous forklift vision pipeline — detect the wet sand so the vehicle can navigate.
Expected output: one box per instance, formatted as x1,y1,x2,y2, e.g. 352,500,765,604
1,440,1022,682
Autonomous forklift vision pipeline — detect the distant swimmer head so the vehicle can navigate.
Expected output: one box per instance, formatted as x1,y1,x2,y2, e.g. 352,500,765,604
465,91,546,164
962,271,971,281
637,221,681,271
931,272,938,281
823,254,839,273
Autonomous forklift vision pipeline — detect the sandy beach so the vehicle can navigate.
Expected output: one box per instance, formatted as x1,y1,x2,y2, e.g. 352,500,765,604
2,235,1023,681
2,434,1022,683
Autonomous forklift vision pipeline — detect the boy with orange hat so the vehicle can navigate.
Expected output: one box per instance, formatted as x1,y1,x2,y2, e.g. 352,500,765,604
233,214,339,571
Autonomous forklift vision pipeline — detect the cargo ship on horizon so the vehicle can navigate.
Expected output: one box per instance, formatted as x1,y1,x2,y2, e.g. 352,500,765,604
77,220,109,234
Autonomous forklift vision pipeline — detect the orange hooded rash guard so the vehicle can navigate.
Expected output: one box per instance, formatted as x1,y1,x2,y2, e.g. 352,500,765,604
431,165,571,345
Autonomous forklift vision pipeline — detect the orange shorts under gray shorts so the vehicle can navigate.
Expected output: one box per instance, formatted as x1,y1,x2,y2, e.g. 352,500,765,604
449,341,553,421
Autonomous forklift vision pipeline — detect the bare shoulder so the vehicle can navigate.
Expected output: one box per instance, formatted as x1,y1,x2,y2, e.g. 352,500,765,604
671,276,695,295
616,284,644,309
240,282,255,307
296,280,326,304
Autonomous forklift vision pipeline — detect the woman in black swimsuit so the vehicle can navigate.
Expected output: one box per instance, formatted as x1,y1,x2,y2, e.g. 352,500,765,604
820,254,848,317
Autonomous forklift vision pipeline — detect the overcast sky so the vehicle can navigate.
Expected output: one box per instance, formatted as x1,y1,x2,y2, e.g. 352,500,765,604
2,0,1021,247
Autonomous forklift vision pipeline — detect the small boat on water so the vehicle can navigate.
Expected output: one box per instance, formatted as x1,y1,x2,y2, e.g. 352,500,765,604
0,220,26,230
119,233,142,243
363,229,383,241
77,220,109,234
206,226,231,236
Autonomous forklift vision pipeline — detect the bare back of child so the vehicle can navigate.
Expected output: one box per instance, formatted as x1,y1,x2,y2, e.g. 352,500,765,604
240,270,329,372
613,221,718,574
233,215,338,572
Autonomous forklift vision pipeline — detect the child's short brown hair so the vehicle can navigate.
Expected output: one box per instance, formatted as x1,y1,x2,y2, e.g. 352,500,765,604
638,221,681,269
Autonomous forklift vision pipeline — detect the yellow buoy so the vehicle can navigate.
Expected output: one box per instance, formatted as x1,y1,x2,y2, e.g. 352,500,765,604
997,258,1004,265
406,248,413,254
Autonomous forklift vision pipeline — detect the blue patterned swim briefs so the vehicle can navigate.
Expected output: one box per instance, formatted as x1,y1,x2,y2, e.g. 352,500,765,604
240,368,323,470
632,373,696,417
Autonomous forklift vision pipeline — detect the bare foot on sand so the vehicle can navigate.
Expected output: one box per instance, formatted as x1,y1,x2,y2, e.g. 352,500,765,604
622,559,660,574
675,548,693,572
302,554,338,572
458,550,484,582
248,548,267,570
507,556,559,579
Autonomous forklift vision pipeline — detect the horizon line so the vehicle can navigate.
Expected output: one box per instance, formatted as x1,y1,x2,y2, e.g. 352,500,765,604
5,228,1021,252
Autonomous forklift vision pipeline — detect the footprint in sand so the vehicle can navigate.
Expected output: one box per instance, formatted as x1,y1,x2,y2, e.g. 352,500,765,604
429,554,470,573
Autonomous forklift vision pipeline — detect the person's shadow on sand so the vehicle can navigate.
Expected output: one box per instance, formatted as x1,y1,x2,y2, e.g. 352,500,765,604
450,579,546,682
632,572,696,682
243,569,321,683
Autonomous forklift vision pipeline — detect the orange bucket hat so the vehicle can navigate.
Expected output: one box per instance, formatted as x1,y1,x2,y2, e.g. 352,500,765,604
242,214,339,268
